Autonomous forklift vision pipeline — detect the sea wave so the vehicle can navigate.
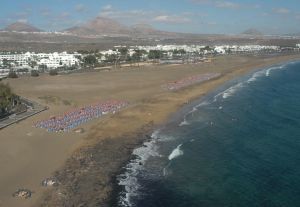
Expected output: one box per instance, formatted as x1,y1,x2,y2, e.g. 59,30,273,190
265,65,284,77
168,144,184,160
179,101,209,126
222,82,244,99
248,64,286,82
216,63,287,100
191,107,198,113
117,130,162,207
116,60,298,207
179,119,190,126
213,81,245,100
247,70,266,83
163,144,184,177
195,101,210,108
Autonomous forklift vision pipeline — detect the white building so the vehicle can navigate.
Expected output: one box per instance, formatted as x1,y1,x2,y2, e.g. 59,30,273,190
213,45,280,54
37,52,80,69
0,52,81,69
0,52,31,67
214,46,226,54
100,49,119,56
0,69,10,78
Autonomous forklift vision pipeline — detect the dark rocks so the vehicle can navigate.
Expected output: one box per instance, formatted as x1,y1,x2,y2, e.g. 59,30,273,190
12,189,32,199
39,122,154,207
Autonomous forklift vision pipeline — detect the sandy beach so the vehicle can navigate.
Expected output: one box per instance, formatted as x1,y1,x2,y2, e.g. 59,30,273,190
0,53,299,207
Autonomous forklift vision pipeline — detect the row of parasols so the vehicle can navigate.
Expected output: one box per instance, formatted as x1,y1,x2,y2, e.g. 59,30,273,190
162,73,221,91
34,100,128,132
34,73,221,133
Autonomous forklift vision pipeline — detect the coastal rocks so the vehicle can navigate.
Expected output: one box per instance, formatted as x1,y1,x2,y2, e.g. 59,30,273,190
12,189,32,199
42,178,59,187
39,122,154,207
12,178,58,200
74,128,85,133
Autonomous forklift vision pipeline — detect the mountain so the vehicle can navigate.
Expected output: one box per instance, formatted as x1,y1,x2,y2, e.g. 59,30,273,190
242,28,263,36
3,22,43,32
287,32,300,37
131,24,159,34
131,23,176,37
294,33,300,37
1,17,178,38
64,17,178,37
64,17,131,36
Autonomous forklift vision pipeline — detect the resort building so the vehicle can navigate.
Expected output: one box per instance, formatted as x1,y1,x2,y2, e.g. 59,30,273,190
0,52,81,69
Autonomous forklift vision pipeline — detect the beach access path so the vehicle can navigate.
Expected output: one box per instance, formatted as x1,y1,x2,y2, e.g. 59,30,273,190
0,98,47,130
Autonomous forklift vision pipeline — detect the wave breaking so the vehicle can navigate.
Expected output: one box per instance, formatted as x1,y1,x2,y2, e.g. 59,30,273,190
168,144,184,160
117,130,161,206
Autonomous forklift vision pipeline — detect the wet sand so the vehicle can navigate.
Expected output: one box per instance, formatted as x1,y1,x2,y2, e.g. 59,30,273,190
0,54,299,207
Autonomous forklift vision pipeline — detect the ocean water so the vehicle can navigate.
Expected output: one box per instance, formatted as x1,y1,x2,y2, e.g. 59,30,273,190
116,60,300,207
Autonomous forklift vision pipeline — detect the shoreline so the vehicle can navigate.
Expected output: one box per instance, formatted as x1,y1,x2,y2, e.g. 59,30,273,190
110,57,300,206
34,53,300,207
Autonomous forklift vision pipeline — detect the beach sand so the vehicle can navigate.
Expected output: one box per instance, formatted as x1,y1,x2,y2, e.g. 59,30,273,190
0,54,299,207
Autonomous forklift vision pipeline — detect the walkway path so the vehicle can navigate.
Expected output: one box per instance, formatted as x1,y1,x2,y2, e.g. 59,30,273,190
0,98,47,130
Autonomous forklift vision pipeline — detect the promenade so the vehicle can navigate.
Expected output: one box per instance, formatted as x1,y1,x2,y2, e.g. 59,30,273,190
0,98,47,130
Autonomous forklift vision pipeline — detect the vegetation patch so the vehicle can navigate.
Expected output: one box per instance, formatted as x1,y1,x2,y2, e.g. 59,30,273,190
8,71,18,79
0,83,19,117
38,95,61,105
38,95,74,106
49,69,58,76
31,70,39,77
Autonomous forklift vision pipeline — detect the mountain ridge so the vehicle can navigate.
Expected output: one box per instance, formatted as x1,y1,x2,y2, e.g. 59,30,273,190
3,22,43,33
242,28,263,36
64,17,132,36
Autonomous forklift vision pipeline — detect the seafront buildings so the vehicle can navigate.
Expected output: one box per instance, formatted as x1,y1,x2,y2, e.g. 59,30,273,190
0,44,299,78
0,52,80,69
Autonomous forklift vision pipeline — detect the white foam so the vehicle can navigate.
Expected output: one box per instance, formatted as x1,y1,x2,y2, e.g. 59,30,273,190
191,107,198,113
179,101,208,127
247,70,265,83
265,66,284,77
213,92,223,102
215,62,291,100
163,162,171,176
187,103,202,115
266,67,277,77
117,130,176,206
195,101,210,108
163,167,168,176
117,130,162,207
179,119,190,127
168,144,184,160
222,82,244,99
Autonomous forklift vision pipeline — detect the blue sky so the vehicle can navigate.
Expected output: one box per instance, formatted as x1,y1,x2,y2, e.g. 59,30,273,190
0,0,299,34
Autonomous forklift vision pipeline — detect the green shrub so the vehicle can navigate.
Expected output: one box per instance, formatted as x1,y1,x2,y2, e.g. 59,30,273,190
8,71,18,78
31,70,39,77
49,69,58,76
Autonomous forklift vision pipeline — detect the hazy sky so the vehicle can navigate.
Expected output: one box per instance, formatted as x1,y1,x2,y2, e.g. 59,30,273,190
0,0,299,34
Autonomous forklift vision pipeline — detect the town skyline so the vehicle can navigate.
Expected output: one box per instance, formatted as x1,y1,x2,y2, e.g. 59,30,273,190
1,0,300,35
